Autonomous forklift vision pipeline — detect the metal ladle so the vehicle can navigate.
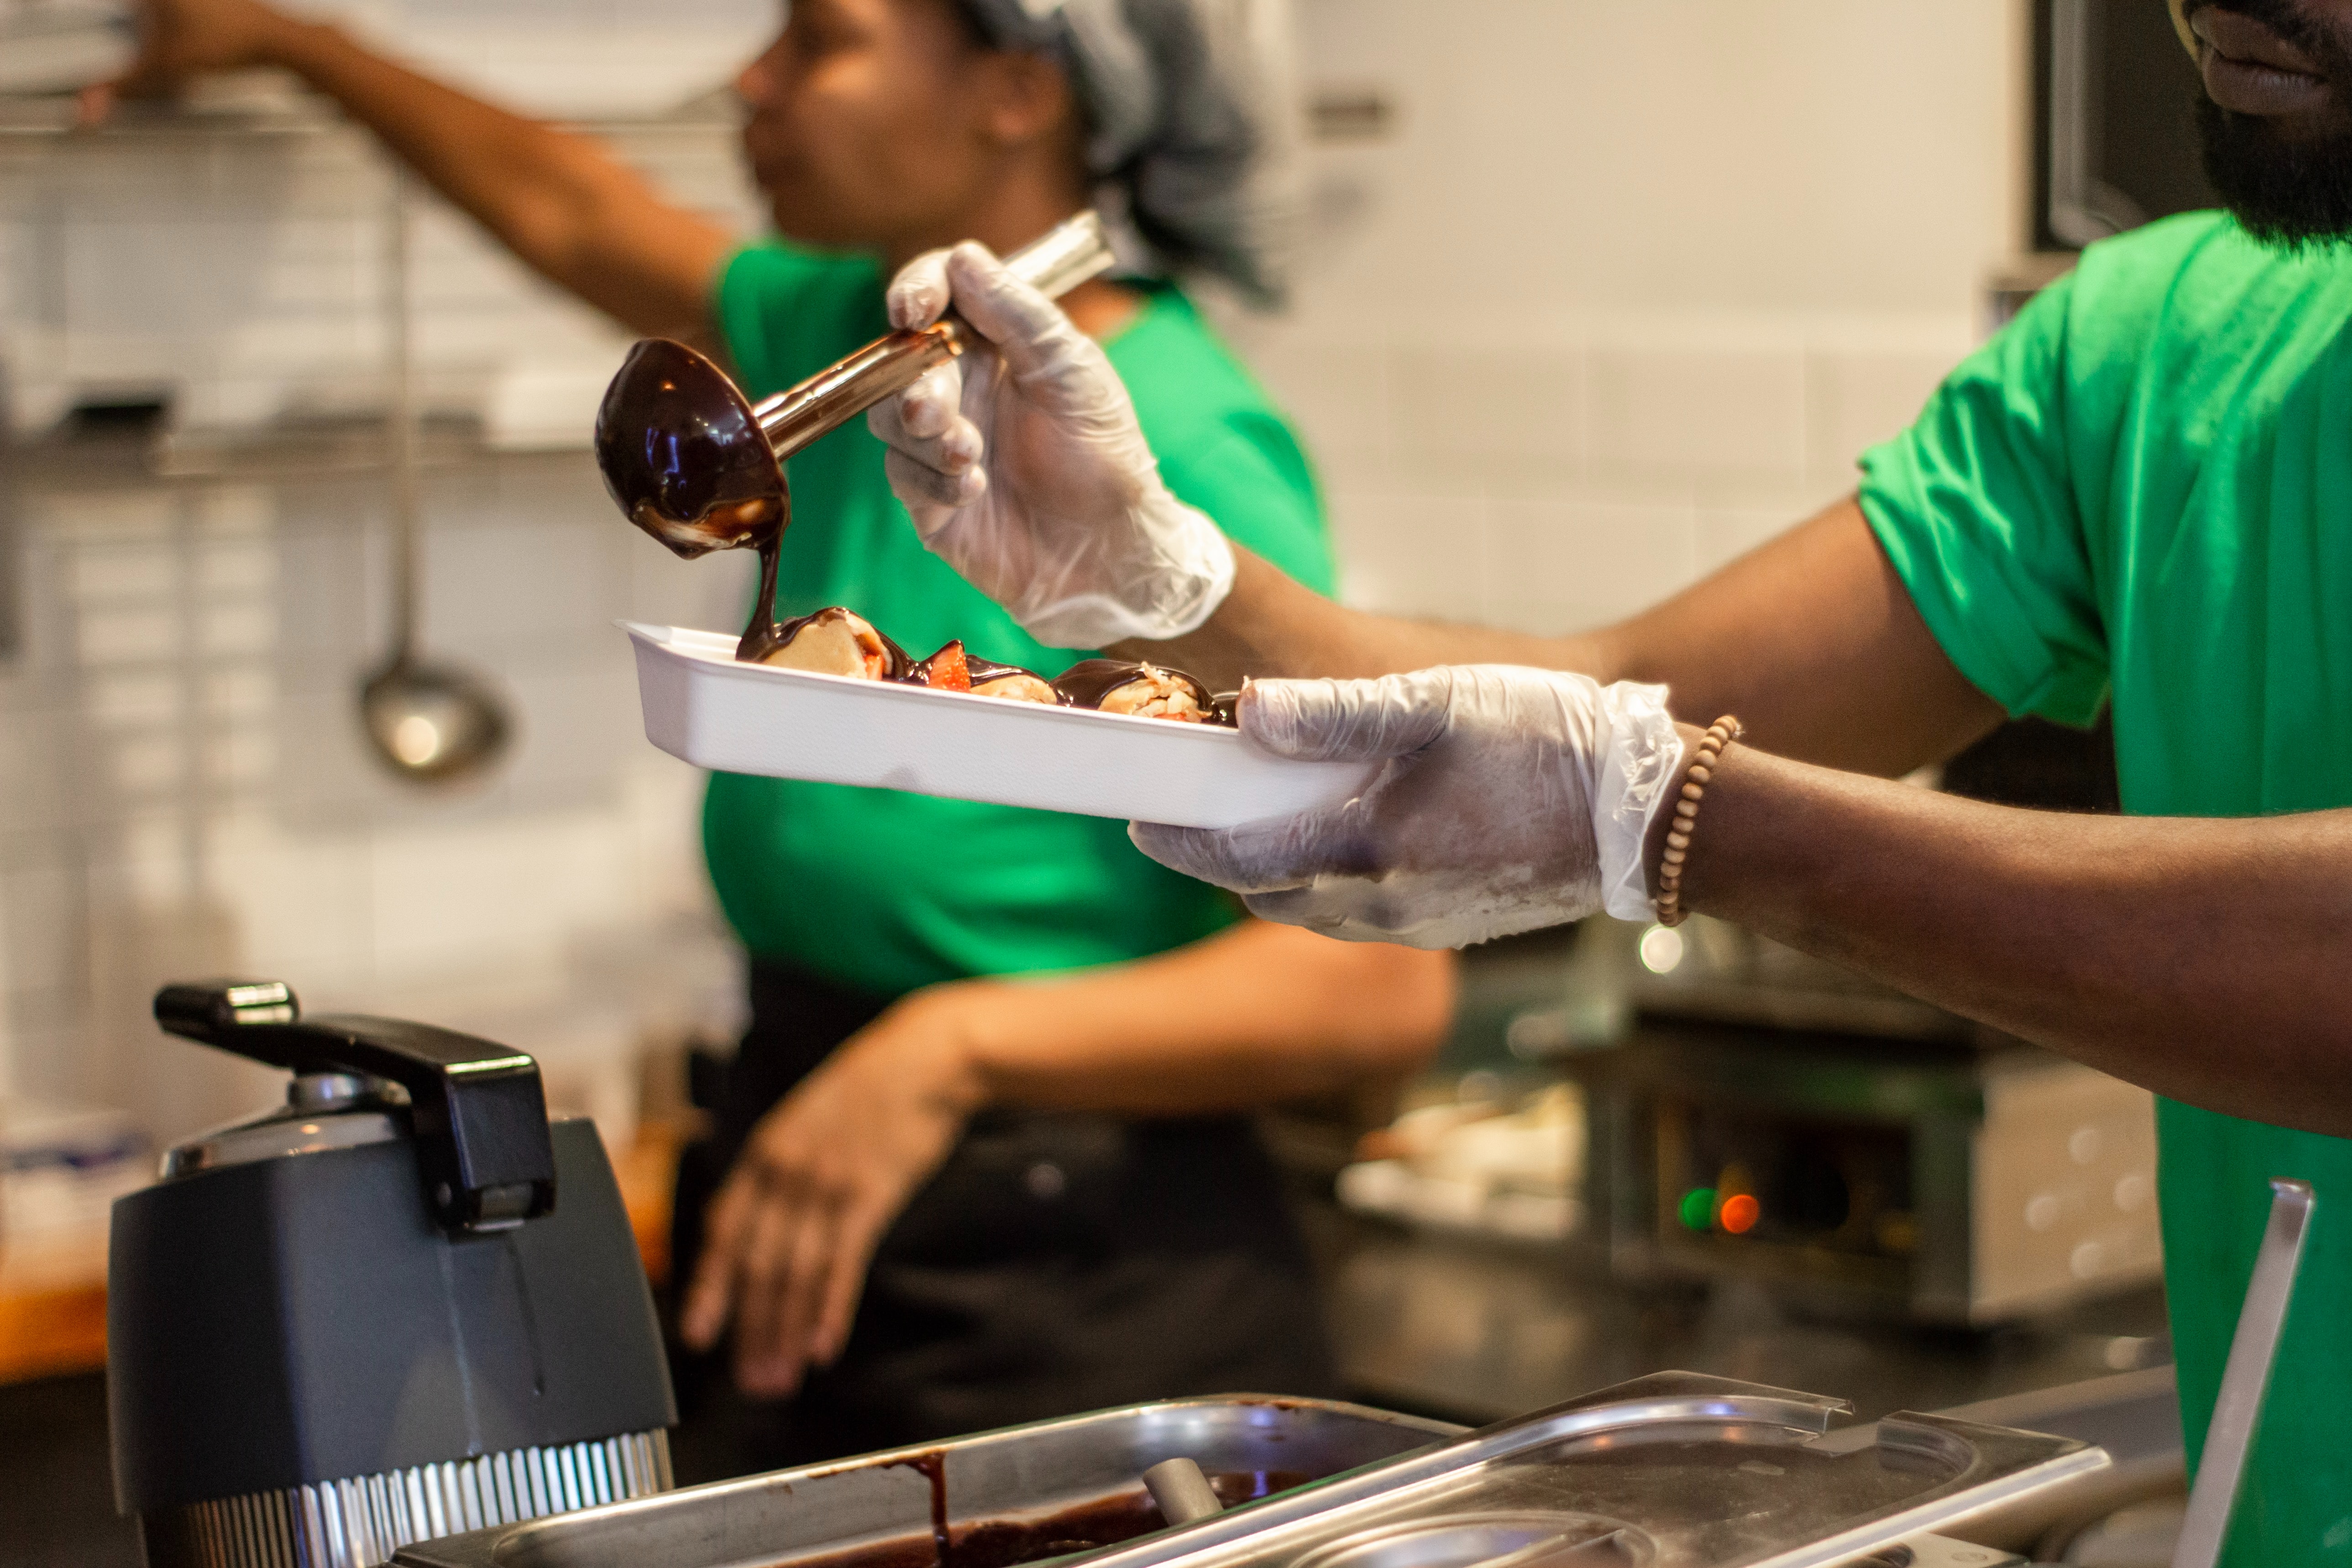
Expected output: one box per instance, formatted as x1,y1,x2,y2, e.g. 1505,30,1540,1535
360,172,511,783
593,209,1116,556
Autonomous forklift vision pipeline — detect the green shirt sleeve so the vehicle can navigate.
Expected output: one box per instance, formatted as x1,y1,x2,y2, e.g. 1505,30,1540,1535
714,239,887,398
1857,275,2112,725
1112,292,1337,603
1158,416,1336,598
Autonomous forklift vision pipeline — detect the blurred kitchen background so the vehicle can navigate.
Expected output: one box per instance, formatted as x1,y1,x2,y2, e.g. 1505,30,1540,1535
0,1,2211,1562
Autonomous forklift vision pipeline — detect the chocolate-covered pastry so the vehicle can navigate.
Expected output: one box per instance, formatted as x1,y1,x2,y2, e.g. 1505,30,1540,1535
906,639,974,691
1051,660,1225,724
971,669,1062,705
906,641,1062,704
743,614,1227,726
751,607,911,679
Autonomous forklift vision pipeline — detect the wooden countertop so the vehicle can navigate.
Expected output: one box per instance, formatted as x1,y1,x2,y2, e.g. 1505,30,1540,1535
0,1124,682,1387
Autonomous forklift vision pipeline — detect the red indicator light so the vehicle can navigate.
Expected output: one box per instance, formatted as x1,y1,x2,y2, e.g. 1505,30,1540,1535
1719,1194,1760,1235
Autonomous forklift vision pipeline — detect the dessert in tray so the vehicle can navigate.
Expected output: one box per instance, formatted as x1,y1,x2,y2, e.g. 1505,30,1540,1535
751,605,1236,726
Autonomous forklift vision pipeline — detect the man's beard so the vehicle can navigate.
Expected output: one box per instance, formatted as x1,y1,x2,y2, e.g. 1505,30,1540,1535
2191,0,2352,246
2198,97,2352,246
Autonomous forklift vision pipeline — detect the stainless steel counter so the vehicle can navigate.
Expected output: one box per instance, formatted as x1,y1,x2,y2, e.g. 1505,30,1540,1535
1311,1205,2170,1427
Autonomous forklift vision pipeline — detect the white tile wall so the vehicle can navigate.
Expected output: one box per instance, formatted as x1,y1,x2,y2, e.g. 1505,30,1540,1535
1229,0,2026,635
0,111,763,439
0,447,752,1134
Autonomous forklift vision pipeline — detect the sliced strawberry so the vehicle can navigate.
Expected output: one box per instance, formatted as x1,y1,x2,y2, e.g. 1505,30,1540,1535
924,641,972,691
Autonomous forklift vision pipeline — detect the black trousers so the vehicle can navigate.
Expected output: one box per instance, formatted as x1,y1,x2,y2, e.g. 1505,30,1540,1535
670,959,1337,1476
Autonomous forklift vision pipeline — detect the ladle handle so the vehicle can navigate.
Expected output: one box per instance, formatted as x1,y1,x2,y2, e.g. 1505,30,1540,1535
385,166,420,663
1142,1458,1224,1528
753,209,1116,462
758,321,968,462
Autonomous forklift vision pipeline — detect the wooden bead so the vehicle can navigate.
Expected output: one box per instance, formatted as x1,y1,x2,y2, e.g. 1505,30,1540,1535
1661,848,1685,867
1687,764,1713,785
1681,781,1705,802
1666,830,1690,850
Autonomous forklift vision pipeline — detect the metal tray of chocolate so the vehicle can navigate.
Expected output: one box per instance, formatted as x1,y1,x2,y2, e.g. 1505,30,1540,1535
395,1374,2105,1568
394,1394,1452,1568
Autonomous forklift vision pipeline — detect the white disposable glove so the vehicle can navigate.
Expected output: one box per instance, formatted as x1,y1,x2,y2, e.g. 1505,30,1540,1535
1131,667,1686,948
867,242,1235,648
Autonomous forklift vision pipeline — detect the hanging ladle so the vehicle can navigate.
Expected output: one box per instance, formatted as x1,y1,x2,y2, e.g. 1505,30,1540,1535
360,172,512,783
592,209,1116,575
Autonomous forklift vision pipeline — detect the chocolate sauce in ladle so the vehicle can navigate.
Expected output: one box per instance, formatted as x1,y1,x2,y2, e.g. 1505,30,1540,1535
592,336,799,660
596,215,1118,662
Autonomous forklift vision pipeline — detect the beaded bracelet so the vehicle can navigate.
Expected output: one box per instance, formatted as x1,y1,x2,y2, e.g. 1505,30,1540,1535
1654,715,1743,929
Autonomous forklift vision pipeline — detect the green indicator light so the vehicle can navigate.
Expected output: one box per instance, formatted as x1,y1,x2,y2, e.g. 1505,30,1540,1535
1678,1188,1717,1232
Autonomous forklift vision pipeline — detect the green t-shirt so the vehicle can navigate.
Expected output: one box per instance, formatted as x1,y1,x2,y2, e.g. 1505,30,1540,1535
703,240,1336,998
1860,211,2352,1564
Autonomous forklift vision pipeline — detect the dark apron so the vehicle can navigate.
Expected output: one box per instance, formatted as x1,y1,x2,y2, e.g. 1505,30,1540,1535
670,959,1338,1474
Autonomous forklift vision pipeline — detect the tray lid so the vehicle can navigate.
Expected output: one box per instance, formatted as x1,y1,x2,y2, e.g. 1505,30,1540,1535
1059,1373,2103,1568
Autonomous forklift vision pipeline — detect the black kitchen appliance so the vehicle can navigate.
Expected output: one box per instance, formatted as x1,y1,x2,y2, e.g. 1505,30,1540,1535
108,980,676,1568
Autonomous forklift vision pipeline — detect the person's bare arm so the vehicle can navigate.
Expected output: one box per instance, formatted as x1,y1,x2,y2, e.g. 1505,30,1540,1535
942,918,1456,1111
1118,496,2006,778
100,0,731,341
685,922,1454,1394
1661,735,2352,1135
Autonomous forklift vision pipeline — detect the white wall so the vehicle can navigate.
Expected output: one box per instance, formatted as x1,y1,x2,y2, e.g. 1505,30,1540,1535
1236,0,2027,634
0,448,757,1138
1,7,773,1139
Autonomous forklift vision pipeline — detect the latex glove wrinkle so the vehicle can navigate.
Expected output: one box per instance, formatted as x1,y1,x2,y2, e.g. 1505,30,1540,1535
869,242,1234,648
1132,666,1683,949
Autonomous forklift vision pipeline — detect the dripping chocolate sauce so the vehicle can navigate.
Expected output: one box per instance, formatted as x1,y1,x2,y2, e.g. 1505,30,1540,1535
737,493,794,663
770,1469,1310,1568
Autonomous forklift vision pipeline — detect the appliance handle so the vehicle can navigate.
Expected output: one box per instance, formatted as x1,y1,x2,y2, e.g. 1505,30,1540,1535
154,980,558,1234
2169,1177,2315,1568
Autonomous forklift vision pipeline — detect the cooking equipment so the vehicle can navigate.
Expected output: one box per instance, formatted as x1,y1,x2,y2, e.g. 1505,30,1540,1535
394,1376,2106,1568
594,209,1115,555
360,173,511,784
108,980,674,1568
1146,1459,1227,1527
1537,918,2161,1324
620,621,1373,828
1566,1017,2159,1325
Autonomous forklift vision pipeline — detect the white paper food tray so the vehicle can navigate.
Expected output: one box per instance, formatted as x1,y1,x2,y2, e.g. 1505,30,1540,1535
623,622,1376,829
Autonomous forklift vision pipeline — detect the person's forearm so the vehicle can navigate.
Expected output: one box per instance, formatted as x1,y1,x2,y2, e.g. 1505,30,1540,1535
1111,545,1582,692
1672,734,2352,1136
929,921,1455,1116
1118,498,2003,779
261,18,729,339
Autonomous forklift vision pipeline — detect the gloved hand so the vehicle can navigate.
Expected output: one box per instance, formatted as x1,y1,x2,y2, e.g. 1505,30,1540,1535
867,242,1235,648
1131,667,1685,948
